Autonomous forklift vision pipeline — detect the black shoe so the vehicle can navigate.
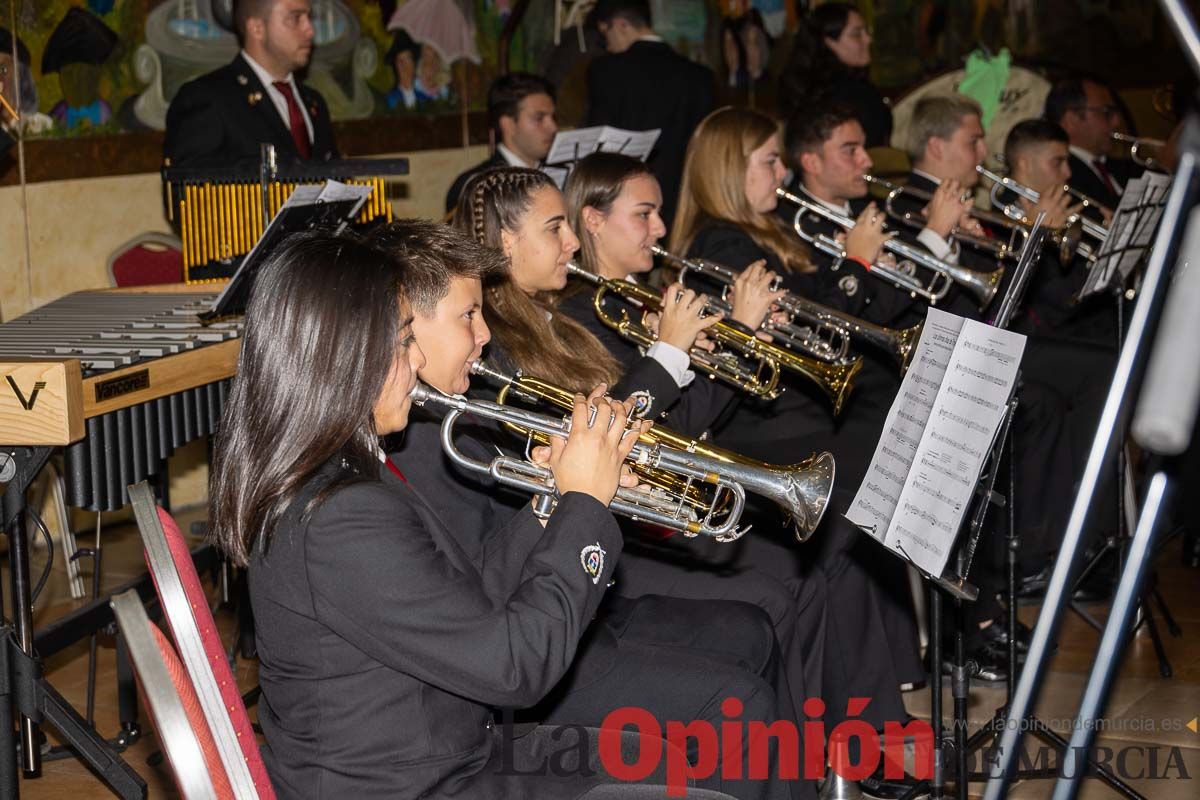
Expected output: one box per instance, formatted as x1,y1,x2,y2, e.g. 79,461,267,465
942,640,1008,684
1017,565,1052,600
858,765,929,800
980,615,1032,653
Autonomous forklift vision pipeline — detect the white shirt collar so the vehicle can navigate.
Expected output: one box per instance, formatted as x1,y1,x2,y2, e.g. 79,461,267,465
637,34,664,43
242,50,292,88
498,143,536,168
911,167,943,186
1069,145,1104,165
799,184,851,216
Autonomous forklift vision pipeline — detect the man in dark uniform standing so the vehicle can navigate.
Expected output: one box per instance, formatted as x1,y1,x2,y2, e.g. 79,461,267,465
585,0,715,228
164,0,336,168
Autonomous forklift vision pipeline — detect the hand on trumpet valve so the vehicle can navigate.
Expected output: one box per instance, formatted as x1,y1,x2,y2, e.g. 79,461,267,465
656,283,722,352
544,385,644,507
727,259,787,330
923,179,973,238
1019,186,1080,230
845,202,894,262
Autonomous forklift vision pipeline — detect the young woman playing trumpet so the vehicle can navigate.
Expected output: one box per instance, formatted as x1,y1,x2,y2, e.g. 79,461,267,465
207,230,734,799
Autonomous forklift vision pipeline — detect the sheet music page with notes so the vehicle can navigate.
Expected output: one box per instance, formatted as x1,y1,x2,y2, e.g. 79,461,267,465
846,308,1026,578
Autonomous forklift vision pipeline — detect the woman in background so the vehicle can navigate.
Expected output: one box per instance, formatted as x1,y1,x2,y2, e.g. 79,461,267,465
779,3,891,147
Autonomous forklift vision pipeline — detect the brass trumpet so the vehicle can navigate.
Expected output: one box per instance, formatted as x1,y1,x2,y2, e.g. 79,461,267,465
777,187,1004,310
472,360,836,541
1112,132,1165,171
860,174,1028,263
566,262,861,414
653,245,922,373
650,245,850,363
412,380,751,540
975,165,1106,261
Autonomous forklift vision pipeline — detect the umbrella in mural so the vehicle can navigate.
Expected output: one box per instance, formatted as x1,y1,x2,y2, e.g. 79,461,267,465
386,0,481,66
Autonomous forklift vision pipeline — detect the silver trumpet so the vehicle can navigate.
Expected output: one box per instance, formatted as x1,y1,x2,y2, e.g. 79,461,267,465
861,173,1028,263
413,382,795,541
653,245,922,373
776,187,1004,310
1112,132,1165,171
975,165,1107,260
470,360,837,540
650,245,850,364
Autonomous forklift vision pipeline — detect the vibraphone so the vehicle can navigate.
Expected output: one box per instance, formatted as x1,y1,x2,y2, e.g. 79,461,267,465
0,285,240,797
162,157,409,282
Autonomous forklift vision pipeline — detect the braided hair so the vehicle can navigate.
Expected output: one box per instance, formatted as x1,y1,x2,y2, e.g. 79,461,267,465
452,168,621,392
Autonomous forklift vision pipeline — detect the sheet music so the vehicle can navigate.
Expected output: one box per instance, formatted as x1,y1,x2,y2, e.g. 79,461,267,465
847,309,1026,579
545,126,662,165
1080,172,1170,297
542,165,570,190
846,308,965,542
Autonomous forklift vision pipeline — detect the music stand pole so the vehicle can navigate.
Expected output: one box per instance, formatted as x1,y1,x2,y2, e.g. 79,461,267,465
983,135,1199,800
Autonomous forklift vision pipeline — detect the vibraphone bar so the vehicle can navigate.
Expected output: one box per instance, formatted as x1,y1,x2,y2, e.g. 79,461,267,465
0,290,241,511
162,157,410,283
178,177,391,275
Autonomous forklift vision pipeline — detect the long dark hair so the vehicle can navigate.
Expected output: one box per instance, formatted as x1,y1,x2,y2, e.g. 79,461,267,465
208,231,407,567
779,2,860,118
453,167,620,392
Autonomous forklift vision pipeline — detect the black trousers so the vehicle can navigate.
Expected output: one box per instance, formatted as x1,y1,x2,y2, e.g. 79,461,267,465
446,726,740,799
522,596,804,800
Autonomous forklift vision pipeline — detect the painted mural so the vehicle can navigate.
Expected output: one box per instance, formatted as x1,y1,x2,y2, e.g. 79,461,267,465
0,0,1185,143
0,0,533,138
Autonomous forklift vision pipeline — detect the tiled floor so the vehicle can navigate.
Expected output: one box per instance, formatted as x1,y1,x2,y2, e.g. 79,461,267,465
3,509,1197,799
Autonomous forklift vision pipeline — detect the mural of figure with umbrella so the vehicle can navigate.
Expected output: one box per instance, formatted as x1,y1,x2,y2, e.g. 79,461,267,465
386,0,480,112
43,7,119,131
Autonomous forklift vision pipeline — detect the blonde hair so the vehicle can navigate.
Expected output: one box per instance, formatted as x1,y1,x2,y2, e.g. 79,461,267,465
453,167,621,392
670,106,812,273
905,94,983,163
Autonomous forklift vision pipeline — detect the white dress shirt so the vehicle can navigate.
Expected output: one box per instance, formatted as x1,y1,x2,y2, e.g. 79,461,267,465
1069,145,1123,195
241,50,313,144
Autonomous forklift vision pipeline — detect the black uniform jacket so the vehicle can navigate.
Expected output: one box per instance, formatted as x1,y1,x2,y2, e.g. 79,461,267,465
164,54,337,169
884,171,1001,322
585,40,715,226
775,183,917,327
1065,153,1143,224
555,286,738,436
249,453,621,799
445,150,506,214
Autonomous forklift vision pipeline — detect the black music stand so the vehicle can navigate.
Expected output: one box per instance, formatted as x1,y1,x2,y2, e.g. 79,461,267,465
203,181,372,320
0,446,147,798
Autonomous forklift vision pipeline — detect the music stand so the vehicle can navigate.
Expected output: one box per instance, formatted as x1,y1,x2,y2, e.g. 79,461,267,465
202,180,372,320
984,1,1200,789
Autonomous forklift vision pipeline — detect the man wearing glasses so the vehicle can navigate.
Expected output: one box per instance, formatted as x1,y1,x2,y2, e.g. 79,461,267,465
1044,77,1143,221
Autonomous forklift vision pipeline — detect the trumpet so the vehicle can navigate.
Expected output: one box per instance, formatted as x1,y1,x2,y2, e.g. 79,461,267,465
776,187,1004,310
975,165,1106,260
1112,132,1165,171
472,360,836,540
653,245,922,373
650,245,850,363
566,262,861,414
413,382,748,541
860,174,1027,263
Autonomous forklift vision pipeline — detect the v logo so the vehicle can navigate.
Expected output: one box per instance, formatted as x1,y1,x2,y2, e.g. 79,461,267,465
6,376,47,411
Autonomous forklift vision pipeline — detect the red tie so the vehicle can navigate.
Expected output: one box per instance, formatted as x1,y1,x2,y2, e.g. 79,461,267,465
1093,158,1117,195
384,456,407,483
271,80,311,159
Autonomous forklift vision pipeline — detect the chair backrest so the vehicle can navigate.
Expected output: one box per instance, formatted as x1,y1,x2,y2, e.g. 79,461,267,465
129,481,274,799
107,232,184,287
111,589,224,800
